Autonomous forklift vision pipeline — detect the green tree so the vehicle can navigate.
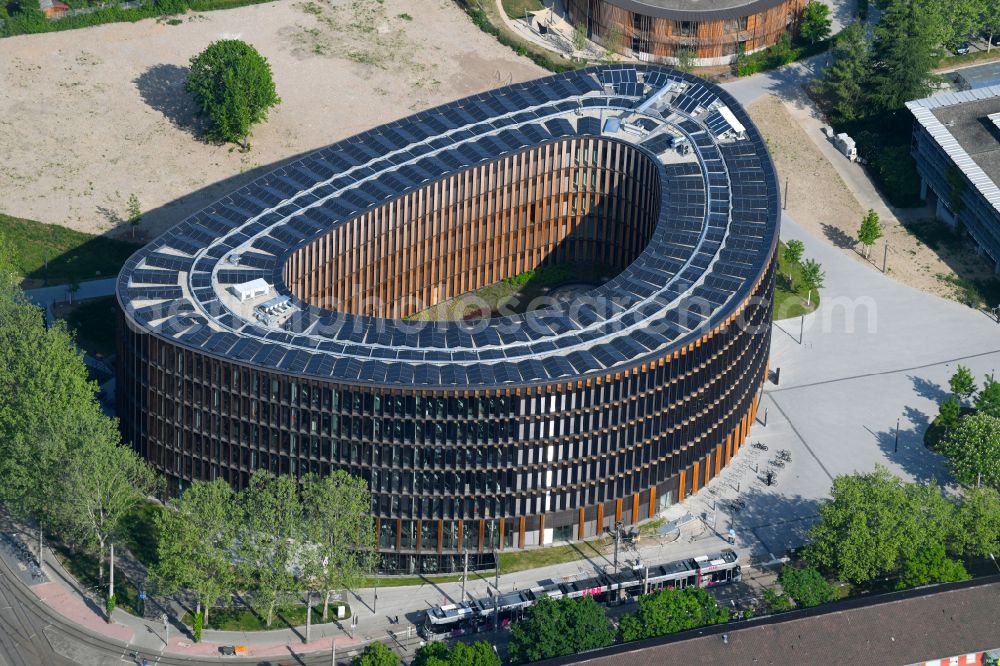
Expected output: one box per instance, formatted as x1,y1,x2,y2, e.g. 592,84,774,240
975,374,1000,418
353,641,399,666
782,239,805,287
777,565,835,607
185,40,281,149
949,365,977,405
939,413,1000,488
237,470,303,627
943,0,986,50
126,194,142,240
601,25,624,63
951,486,1000,558
572,22,587,51
413,641,500,666
857,209,882,259
300,471,378,621
153,479,238,629
937,395,962,432
0,272,120,573
812,22,871,123
675,46,696,73
800,0,832,44
866,0,940,113
986,1,1000,53
618,587,728,642
58,422,157,591
800,259,825,306
897,541,969,589
807,467,926,584
508,596,614,664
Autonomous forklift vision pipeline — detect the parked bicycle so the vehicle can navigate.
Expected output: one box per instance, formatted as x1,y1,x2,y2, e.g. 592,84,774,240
751,441,768,451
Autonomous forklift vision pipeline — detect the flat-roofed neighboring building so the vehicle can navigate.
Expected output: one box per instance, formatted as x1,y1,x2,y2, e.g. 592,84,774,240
907,86,1000,274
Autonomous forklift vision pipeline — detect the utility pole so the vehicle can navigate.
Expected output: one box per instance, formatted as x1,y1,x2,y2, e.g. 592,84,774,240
374,571,378,614
461,551,469,601
783,176,789,210
494,549,499,592
894,418,900,453
306,591,313,644
643,562,649,596
612,520,623,574
38,523,43,575
162,613,169,646
331,636,336,666
882,240,888,274
799,313,804,345
109,544,115,601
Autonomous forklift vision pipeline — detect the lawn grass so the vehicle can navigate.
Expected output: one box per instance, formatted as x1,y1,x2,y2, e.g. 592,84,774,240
498,539,606,575
64,296,120,358
0,213,139,286
181,601,350,631
361,573,463,587
52,542,144,617
774,240,820,320
500,0,544,19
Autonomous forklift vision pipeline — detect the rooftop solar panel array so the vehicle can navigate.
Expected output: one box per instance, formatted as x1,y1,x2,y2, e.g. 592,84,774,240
118,65,779,389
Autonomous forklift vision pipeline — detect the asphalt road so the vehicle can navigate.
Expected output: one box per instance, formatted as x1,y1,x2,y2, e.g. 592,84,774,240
0,550,429,666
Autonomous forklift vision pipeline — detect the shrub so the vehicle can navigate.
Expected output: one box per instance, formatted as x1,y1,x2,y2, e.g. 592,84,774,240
193,610,203,642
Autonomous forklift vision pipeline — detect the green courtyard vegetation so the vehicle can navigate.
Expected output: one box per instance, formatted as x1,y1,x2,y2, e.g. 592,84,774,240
774,239,823,320
408,262,618,321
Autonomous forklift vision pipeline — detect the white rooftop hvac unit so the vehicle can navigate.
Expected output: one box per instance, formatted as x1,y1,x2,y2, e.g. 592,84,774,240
231,278,270,302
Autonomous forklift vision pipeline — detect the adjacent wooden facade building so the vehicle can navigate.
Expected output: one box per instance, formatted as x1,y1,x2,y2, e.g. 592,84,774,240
567,0,808,64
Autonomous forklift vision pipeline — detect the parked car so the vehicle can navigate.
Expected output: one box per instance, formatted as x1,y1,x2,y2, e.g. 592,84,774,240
953,42,971,55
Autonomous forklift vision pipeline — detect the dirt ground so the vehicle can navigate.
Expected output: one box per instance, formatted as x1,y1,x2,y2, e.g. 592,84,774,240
746,94,998,302
0,0,545,238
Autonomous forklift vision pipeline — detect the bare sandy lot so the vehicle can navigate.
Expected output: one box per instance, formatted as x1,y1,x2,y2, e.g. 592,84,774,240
747,94,997,302
0,0,544,238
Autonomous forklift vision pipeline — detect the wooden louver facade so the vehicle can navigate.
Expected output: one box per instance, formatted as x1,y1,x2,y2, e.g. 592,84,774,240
567,0,807,63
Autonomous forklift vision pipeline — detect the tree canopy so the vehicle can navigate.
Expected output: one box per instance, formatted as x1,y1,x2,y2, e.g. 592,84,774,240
807,467,949,584
508,596,615,664
857,209,882,257
949,365,977,405
812,22,871,124
940,413,1000,488
800,1,832,44
413,641,500,666
153,479,238,629
185,39,281,148
866,0,940,113
353,641,399,666
618,587,728,642
777,565,835,607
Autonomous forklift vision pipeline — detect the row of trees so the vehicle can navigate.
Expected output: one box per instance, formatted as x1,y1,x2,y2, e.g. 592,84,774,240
806,466,999,587
0,231,157,615
504,586,730,664
153,469,377,634
353,638,501,666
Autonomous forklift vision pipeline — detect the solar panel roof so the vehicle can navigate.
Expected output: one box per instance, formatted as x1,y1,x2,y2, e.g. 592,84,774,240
118,65,779,389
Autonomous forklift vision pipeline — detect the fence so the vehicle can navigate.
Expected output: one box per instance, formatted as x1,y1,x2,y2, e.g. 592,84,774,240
49,0,146,20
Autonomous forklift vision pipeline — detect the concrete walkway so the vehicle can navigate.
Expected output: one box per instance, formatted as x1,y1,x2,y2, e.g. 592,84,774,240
23,278,117,326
